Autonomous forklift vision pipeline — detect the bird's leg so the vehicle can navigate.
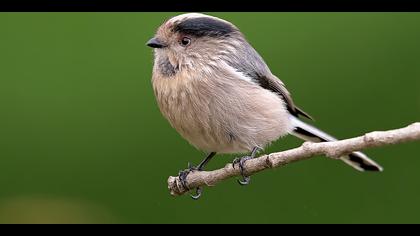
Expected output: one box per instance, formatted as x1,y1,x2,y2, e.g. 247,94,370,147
178,152,217,200
232,146,262,185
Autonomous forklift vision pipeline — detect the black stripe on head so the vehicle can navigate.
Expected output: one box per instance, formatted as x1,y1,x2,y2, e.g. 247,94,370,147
173,17,236,38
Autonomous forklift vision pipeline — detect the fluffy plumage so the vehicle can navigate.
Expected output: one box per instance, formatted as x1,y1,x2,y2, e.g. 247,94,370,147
148,13,382,171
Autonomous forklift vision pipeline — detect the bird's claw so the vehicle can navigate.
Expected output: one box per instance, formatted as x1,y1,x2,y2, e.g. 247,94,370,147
232,156,252,185
178,169,191,190
178,163,203,200
190,187,202,200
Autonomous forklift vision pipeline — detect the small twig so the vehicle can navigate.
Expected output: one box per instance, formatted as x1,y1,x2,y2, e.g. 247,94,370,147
168,122,420,197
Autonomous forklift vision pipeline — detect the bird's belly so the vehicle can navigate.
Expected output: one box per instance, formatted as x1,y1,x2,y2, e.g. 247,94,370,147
153,77,293,154
156,94,240,153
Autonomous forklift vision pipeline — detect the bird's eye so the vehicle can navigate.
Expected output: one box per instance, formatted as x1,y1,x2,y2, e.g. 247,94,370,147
180,37,191,47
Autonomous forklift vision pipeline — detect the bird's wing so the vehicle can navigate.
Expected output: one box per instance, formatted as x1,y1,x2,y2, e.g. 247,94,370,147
253,73,313,120
222,39,312,120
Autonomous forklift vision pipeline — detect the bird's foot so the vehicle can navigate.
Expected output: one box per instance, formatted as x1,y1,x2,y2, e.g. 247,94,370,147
232,156,253,185
178,162,203,200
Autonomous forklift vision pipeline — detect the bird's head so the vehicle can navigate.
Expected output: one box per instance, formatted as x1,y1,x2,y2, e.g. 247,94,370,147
147,13,244,77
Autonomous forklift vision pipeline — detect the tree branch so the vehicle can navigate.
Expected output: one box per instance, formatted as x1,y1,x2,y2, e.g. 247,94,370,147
168,122,420,197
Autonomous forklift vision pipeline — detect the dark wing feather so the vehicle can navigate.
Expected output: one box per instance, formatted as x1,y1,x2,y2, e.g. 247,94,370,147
254,74,313,120
295,106,314,120
223,37,312,120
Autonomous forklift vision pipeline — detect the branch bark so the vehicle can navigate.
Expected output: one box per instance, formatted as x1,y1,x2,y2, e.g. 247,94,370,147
168,122,420,197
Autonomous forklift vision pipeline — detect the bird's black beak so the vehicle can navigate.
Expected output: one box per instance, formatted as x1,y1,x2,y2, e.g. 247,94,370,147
146,37,166,48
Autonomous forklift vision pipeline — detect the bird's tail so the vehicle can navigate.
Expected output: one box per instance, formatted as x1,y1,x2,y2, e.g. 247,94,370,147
289,116,383,172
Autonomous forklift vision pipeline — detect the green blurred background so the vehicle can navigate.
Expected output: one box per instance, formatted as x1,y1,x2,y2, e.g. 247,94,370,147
0,12,419,223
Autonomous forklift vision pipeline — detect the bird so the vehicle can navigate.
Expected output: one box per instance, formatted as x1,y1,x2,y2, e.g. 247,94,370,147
146,13,383,199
